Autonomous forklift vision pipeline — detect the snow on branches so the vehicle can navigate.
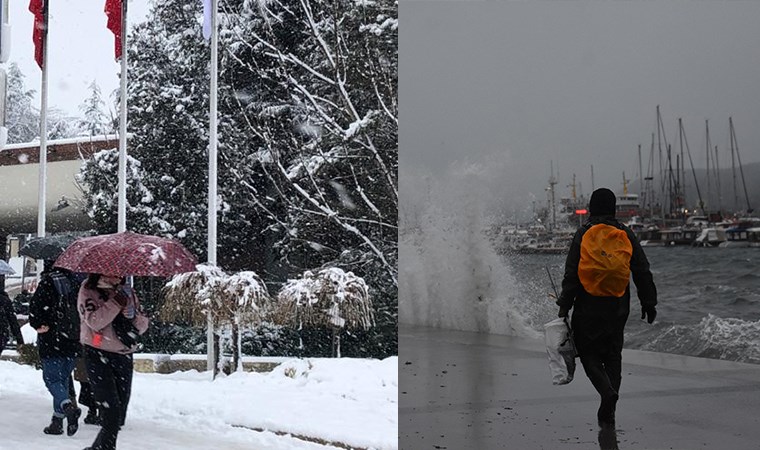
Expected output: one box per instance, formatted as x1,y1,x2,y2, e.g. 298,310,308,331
274,267,374,331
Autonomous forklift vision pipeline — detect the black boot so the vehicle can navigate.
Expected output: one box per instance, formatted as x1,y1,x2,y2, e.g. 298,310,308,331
63,401,82,436
43,416,64,435
597,392,618,428
84,408,100,425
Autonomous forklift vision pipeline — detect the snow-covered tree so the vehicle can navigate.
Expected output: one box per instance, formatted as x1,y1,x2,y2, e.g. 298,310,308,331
5,63,39,144
76,148,164,234
6,63,87,143
78,80,112,136
222,0,398,356
275,267,373,357
162,265,270,373
122,0,252,263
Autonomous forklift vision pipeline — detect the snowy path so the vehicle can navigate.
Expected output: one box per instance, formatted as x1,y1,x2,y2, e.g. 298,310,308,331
0,357,398,450
0,391,337,449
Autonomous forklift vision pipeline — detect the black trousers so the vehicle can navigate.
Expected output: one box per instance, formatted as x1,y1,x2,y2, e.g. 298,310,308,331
85,346,133,450
574,312,627,399
580,349,622,399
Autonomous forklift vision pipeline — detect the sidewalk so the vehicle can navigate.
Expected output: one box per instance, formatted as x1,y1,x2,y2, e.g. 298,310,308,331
0,392,332,450
400,325,760,450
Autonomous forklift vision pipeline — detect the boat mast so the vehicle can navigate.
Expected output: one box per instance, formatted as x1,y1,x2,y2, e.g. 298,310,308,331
667,144,676,217
681,125,686,211
680,118,705,215
548,161,558,231
730,117,753,214
656,106,664,218
646,132,655,219
730,118,739,212
638,144,644,209
706,119,712,210
656,106,671,219
571,173,577,200
714,145,722,213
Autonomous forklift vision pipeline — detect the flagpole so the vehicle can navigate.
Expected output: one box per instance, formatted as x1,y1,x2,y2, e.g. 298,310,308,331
37,0,49,254
117,0,128,233
206,0,218,377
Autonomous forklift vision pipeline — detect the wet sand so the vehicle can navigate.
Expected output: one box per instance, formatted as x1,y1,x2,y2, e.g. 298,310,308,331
400,325,760,450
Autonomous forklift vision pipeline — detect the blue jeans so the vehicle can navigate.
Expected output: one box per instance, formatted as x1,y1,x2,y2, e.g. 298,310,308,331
41,356,77,416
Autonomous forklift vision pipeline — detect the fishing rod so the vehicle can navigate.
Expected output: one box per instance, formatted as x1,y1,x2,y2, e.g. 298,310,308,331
545,266,560,300
546,266,575,344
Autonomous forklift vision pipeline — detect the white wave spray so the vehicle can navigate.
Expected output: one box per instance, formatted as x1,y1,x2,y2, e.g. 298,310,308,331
399,160,540,338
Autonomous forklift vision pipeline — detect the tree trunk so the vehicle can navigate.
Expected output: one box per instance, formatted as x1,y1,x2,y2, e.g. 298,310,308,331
331,326,341,358
213,332,221,377
232,319,241,373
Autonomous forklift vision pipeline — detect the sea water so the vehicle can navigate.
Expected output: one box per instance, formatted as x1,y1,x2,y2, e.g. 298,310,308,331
510,247,760,364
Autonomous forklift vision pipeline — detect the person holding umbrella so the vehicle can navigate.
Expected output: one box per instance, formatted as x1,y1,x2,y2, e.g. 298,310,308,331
52,231,195,449
78,273,149,450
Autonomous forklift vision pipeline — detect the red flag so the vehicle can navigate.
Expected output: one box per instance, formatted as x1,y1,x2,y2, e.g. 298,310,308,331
105,0,123,61
29,0,46,69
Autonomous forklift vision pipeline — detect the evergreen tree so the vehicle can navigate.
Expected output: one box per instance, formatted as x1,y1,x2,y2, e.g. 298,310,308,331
78,80,112,136
5,63,85,143
76,148,159,234
5,63,39,144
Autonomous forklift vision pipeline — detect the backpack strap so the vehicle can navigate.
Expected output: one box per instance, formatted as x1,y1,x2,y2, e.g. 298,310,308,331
49,272,71,298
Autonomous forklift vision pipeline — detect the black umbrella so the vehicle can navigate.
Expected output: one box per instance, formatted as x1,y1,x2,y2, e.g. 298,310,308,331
18,233,84,261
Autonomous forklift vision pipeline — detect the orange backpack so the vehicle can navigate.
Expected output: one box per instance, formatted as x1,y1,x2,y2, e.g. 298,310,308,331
578,223,633,297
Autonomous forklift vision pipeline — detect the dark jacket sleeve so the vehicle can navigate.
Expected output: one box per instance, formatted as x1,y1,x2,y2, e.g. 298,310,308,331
28,277,56,330
557,228,584,309
1,294,23,343
626,228,657,308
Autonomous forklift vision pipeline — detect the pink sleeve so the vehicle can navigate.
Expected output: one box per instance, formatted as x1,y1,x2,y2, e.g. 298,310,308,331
131,294,150,335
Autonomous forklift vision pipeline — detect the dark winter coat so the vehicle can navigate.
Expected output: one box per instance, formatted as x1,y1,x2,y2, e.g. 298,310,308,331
0,290,23,348
557,215,657,354
28,269,82,359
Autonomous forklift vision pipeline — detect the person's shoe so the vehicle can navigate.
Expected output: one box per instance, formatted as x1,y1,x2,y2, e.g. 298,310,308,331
63,401,82,436
597,392,618,427
43,416,64,435
84,408,100,425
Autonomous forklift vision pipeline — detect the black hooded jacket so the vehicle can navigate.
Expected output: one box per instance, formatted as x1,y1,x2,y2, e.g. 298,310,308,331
28,269,82,359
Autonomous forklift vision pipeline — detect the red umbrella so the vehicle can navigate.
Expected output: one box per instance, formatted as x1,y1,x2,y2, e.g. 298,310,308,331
54,231,198,277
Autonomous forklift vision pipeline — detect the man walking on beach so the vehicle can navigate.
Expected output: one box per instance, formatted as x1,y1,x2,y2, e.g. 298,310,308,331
556,187,657,427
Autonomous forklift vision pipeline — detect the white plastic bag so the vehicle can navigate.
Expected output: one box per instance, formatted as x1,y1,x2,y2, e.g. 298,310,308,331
544,317,577,385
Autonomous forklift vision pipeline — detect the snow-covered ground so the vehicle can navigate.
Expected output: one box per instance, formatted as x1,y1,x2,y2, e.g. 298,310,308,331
0,356,397,450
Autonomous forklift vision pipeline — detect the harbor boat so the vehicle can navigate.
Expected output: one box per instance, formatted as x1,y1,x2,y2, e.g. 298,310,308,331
693,227,727,247
717,218,760,247
720,227,752,247
616,193,641,220
513,236,570,254
747,227,760,247
660,227,700,246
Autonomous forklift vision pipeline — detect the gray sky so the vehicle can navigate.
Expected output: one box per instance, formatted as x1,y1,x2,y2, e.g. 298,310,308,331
7,0,151,117
401,1,760,214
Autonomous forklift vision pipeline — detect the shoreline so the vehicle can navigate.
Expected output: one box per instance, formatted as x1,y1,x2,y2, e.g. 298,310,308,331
400,324,760,449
